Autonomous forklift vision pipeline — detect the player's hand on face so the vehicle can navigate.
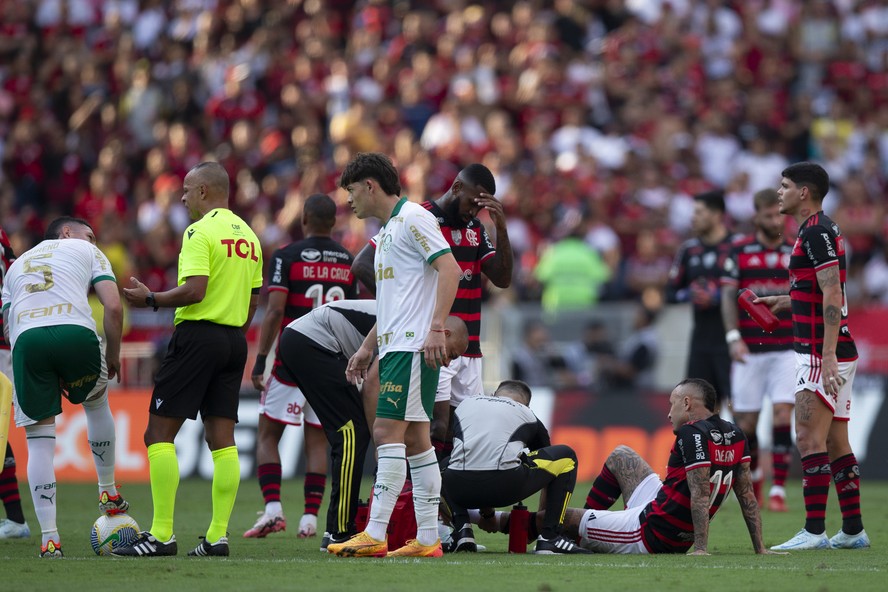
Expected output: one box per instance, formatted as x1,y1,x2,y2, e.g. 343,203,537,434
422,330,447,369
346,347,373,384
475,193,504,224
122,277,150,307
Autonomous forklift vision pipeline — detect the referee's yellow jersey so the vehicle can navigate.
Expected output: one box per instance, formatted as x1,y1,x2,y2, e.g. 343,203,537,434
175,208,263,327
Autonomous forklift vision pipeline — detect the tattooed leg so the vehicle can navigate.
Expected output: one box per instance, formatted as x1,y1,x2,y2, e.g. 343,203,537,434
605,446,656,501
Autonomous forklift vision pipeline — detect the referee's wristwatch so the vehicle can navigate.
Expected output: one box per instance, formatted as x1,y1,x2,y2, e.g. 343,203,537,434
145,292,159,312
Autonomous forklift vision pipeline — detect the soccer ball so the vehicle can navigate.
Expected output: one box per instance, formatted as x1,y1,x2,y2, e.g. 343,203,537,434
90,513,140,556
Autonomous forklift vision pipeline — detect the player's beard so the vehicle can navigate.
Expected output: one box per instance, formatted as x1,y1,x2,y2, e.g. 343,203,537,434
760,226,782,241
447,201,470,228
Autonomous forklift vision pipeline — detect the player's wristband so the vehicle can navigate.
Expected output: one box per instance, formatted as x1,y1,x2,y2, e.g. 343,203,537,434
725,329,742,344
252,354,267,377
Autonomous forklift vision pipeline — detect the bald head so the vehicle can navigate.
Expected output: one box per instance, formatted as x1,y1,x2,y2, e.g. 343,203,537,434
443,316,469,364
192,161,229,196
182,162,230,219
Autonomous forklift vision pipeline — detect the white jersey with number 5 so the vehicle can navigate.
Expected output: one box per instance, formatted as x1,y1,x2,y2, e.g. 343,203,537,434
1,239,115,349
372,198,451,357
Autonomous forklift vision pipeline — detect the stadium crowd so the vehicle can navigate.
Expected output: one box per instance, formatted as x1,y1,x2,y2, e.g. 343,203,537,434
2,0,888,328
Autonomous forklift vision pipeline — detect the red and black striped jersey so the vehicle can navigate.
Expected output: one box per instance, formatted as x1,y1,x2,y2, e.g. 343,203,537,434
789,212,857,361
720,235,794,352
267,236,357,382
640,415,750,554
421,201,495,357
667,235,735,347
0,226,16,351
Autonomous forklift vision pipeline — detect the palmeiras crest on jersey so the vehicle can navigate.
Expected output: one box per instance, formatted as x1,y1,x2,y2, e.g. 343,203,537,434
380,234,393,252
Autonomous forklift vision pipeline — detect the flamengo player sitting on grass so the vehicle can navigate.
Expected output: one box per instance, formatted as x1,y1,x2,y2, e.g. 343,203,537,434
478,379,782,556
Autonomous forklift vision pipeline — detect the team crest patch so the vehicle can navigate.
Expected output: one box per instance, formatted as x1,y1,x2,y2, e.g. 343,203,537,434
380,234,393,252
451,229,462,245
466,228,479,246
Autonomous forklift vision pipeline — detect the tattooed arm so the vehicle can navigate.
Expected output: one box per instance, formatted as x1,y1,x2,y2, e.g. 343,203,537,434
734,462,783,554
816,264,844,397
686,467,712,555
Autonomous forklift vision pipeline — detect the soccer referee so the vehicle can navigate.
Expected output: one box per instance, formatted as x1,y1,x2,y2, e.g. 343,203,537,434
116,161,263,557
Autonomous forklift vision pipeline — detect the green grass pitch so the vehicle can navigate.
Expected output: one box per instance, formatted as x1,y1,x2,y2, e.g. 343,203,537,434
2,478,886,592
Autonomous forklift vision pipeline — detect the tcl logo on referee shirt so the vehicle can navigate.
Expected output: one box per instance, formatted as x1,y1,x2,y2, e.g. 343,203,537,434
220,238,259,261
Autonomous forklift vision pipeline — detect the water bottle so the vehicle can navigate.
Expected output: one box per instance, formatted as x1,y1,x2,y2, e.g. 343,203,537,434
508,504,530,554
738,288,780,333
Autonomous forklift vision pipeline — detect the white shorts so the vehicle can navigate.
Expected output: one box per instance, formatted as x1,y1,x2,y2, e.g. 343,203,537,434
577,473,661,554
731,349,796,413
434,356,483,406
794,352,857,421
259,375,320,427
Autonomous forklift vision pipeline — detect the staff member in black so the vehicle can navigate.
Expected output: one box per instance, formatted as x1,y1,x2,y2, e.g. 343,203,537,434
667,190,734,410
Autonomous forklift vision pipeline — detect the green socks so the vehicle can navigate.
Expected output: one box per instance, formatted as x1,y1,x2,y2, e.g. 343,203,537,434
207,446,240,543
147,442,179,542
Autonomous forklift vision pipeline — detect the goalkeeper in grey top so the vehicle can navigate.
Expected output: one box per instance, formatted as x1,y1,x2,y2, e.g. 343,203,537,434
442,380,589,555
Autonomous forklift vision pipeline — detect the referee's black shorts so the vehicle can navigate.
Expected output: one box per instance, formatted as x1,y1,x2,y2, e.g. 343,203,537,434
151,321,247,421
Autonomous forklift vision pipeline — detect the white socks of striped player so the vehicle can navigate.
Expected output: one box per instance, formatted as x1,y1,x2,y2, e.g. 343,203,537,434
83,394,118,497
365,443,406,542
25,423,59,546
408,448,441,546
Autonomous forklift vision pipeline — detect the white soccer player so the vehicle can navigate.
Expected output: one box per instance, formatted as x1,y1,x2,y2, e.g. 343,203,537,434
1,217,125,557
329,152,462,558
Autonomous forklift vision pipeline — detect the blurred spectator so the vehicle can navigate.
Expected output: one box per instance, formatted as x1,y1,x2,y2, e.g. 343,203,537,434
599,305,660,392
578,319,617,387
863,239,888,306
510,319,584,390
733,128,789,193
534,209,610,315
623,229,672,302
